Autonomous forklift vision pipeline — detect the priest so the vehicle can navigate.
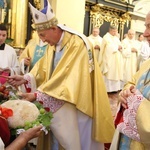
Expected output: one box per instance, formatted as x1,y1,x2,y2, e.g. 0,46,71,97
7,0,115,149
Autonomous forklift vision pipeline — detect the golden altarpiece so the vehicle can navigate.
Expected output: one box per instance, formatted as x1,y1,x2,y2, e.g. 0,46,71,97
0,0,45,49
84,0,134,40
0,0,134,48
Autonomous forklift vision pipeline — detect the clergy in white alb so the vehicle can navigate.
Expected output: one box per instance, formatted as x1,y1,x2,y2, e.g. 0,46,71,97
98,25,124,92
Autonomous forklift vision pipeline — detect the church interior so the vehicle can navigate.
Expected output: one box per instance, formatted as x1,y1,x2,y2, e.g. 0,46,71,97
0,0,149,150
1,0,149,50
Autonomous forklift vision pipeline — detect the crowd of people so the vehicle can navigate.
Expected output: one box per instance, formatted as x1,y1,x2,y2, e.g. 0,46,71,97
98,25,123,93
88,24,150,96
0,0,150,149
96,27,149,94
110,11,150,150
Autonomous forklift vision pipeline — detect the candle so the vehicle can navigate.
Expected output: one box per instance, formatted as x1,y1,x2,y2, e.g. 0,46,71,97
1,9,5,23
8,9,11,23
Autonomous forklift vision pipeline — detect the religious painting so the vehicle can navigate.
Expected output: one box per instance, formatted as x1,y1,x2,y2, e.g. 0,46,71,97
0,0,11,24
0,0,49,48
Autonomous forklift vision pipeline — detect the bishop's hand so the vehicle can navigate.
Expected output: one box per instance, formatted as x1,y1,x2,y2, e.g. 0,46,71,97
7,75,26,87
19,92,36,102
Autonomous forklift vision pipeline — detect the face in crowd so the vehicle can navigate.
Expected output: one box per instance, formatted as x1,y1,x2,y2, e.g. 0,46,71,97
127,29,135,40
0,30,7,45
37,26,61,46
143,12,150,44
92,27,100,37
109,28,118,36
138,34,144,42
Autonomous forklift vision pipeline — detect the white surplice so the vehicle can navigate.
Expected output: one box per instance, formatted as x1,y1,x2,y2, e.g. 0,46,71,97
0,44,20,75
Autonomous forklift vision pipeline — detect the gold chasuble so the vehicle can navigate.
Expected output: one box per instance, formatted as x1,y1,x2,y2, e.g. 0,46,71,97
30,31,115,143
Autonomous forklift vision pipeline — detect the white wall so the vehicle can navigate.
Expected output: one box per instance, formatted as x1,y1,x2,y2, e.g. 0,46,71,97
131,18,145,33
130,0,150,39
50,0,85,33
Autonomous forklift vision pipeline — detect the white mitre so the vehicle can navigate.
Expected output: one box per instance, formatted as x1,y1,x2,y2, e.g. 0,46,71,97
29,0,58,31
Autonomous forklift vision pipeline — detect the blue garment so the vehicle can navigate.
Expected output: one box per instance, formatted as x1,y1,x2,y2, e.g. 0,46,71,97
51,134,59,150
136,69,150,99
0,0,4,8
52,49,64,71
119,134,131,150
51,47,65,150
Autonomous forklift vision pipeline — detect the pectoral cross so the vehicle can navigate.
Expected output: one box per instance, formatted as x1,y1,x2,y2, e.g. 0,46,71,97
36,48,43,56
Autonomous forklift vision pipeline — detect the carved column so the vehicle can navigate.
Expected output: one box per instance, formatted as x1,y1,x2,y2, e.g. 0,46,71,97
11,0,28,48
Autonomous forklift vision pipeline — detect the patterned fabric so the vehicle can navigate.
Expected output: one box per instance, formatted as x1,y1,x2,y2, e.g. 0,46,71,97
36,91,65,113
117,69,150,149
117,93,144,141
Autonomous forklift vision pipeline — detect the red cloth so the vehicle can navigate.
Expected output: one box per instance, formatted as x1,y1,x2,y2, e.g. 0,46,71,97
114,106,124,128
0,116,10,146
0,71,9,85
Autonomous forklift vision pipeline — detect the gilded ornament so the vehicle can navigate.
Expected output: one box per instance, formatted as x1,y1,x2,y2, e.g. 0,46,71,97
90,4,131,29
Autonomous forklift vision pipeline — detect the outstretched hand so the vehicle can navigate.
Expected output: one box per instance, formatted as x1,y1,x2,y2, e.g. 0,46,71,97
119,85,136,108
7,75,26,87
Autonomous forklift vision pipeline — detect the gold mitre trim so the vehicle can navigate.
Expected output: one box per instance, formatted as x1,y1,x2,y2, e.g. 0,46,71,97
34,17,58,31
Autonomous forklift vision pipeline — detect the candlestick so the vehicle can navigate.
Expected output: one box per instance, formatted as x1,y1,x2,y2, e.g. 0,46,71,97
8,9,11,23
1,9,5,23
